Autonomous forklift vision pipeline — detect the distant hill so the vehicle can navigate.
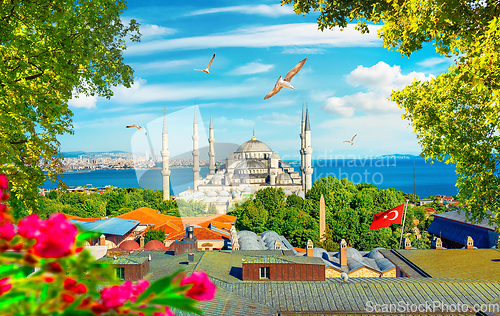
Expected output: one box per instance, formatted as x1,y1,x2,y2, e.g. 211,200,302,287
61,150,129,158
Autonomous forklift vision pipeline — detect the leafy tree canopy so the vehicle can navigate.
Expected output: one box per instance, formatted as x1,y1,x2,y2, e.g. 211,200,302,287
144,226,166,244
0,0,140,213
281,0,500,228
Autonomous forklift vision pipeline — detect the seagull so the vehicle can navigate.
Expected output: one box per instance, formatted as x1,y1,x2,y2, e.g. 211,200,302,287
191,53,215,74
264,58,307,100
126,124,147,135
343,134,357,145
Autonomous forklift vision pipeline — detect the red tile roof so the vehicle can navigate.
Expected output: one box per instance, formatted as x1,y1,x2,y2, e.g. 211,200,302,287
166,227,228,241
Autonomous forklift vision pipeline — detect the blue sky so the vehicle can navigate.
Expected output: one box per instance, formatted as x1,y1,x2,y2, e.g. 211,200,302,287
60,0,453,160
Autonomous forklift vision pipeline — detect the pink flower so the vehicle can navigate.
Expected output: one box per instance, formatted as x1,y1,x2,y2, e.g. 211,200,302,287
100,285,132,309
0,175,7,190
123,279,150,302
180,271,216,301
18,214,43,239
32,213,77,258
0,222,15,241
0,277,12,295
153,306,175,316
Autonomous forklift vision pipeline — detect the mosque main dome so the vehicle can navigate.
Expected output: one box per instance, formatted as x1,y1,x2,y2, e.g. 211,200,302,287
235,134,272,153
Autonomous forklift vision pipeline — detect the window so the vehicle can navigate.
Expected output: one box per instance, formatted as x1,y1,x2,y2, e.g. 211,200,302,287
259,267,270,279
115,267,125,280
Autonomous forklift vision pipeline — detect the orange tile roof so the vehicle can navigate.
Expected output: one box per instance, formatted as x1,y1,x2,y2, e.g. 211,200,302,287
166,227,228,241
116,207,174,226
294,247,306,253
208,221,232,231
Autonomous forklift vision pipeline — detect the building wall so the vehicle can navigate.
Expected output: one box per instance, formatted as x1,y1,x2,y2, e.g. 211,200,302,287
242,263,325,281
117,260,150,281
381,268,396,277
197,240,225,250
325,268,342,278
348,267,382,278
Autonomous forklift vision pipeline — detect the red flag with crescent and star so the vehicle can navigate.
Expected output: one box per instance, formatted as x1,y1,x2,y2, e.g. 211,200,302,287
369,203,405,230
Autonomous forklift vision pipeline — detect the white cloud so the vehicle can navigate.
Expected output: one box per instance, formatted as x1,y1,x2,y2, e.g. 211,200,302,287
131,58,194,71
416,57,451,68
282,47,326,54
68,94,97,109
214,116,254,127
187,4,294,17
229,61,274,75
256,112,300,125
126,23,382,56
347,61,433,94
139,24,175,38
321,62,434,116
110,77,263,104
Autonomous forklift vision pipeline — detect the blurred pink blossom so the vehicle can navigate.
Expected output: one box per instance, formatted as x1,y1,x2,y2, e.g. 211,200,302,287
0,222,15,241
180,271,216,301
0,175,7,190
100,285,132,309
0,278,12,295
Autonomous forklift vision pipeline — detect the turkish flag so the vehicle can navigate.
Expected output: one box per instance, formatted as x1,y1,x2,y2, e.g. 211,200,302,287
369,204,405,230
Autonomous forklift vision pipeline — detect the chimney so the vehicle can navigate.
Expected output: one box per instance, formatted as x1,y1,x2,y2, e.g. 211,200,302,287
339,239,347,266
140,235,145,248
99,234,106,246
404,238,411,250
319,194,326,242
431,237,442,250
497,235,500,249
186,226,194,239
148,254,151,261
465,236,474,249
306,239,313,257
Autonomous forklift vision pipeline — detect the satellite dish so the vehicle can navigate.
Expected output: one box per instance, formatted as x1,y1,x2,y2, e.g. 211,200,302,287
341,272,349,282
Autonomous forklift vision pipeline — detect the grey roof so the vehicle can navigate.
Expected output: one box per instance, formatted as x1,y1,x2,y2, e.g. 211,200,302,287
433,210,498,231
235,139,272,153
277,173,291,181
365,247,386,259
72,218,140,236
305,106,310,131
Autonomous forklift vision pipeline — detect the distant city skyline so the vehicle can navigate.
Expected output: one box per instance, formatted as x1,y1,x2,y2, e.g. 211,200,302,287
59,0,452,158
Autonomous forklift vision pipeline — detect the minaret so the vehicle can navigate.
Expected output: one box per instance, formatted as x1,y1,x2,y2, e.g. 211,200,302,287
300,99,306,189
208,109,216,175
304,104,313,192
192,102,200,191
161,108,171,200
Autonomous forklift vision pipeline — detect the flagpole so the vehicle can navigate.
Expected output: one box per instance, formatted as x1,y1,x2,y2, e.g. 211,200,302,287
398,200,409,249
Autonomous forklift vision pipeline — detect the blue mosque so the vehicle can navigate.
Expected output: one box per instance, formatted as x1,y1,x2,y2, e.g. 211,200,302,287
160,103,313,213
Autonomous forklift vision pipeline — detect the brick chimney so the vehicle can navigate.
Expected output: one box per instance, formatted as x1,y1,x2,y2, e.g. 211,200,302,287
140,235,145,248
274,240,281,250
465,236,474,249
339,239,347,266
404,238,411,250
306,239,313,257
431,237,442,249
99,234,106,246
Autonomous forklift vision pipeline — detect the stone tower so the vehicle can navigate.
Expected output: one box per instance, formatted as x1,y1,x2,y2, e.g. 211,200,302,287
304,104,313,192
161,108,171,200
192,103,200,191
208,109,216,175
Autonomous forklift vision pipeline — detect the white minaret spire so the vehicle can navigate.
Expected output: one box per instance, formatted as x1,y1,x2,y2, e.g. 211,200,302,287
300,98,306,189
304,103,313,193
161,107,171,200
208,109,216,175
192,102,200,191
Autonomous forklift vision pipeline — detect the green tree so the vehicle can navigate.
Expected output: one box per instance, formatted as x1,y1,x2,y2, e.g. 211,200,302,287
0,0,140,215
46,190,59,200
158,199,180,217
282,0,500,228
102,189,127,216
144,226,166,243
206,203,217,215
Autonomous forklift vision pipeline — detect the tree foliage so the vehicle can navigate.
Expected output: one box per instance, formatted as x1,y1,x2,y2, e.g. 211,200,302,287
281,0,500,228
0,0,140,214
230,177,428,250
144,226,166,244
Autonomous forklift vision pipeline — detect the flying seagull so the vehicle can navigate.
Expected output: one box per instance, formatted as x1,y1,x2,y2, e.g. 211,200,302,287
264,58,307,100
343,134,357,145
126,124,147,135
191,53,216,74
